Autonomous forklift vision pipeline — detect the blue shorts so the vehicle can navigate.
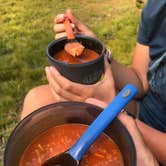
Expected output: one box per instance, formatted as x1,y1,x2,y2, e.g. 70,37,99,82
139,53,166,132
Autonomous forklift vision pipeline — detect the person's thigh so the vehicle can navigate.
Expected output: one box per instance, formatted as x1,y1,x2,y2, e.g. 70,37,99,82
21,84,56,120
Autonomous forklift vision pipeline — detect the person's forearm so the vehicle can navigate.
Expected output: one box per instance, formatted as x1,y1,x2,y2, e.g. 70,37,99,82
111,59,146,98
109,43,150,98
136,119,166,165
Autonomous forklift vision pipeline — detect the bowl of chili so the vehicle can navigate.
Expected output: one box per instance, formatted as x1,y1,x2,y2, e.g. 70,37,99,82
46,35,105,84
4,101,136,166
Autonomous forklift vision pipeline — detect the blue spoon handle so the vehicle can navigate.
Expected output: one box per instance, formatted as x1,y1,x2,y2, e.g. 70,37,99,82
68,84,137,161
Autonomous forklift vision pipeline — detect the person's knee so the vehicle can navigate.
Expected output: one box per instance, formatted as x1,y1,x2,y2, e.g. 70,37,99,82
21,85,55,120
20,87,42,120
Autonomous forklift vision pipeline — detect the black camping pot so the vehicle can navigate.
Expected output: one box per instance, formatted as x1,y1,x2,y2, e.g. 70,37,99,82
4,101,136,166
46,35,105,84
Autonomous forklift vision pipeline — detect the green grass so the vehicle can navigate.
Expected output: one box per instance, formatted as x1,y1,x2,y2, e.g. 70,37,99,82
0,0,142,164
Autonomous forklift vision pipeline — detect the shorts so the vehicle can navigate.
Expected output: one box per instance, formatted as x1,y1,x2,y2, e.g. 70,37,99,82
139,52,166,132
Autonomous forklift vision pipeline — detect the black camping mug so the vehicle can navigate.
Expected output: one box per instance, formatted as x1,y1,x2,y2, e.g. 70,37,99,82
46,35,105,84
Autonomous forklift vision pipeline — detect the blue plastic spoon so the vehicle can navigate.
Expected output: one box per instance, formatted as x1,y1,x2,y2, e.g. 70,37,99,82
42,84,137,166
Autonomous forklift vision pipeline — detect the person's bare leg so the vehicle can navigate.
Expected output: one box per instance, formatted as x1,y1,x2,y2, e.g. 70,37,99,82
21,84,56,120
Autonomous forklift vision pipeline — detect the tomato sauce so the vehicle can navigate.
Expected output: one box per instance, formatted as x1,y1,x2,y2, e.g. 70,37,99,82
19,124,124,166
53,49,99,64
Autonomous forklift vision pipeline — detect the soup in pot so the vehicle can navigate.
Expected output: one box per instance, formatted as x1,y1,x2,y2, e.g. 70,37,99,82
19,124,124,166
53,49,99,64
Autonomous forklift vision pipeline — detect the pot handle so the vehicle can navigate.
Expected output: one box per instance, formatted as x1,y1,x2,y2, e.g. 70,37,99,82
68,84,138,161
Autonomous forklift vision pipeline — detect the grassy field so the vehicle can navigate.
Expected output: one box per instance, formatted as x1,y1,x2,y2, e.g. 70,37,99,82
0,0,142,164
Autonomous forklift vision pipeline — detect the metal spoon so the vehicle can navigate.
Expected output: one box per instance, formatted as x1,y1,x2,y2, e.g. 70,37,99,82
42,84,137,166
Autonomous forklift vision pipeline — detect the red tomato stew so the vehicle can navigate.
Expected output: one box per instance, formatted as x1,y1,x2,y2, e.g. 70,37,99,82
19,124,124,166
53,49,99,64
